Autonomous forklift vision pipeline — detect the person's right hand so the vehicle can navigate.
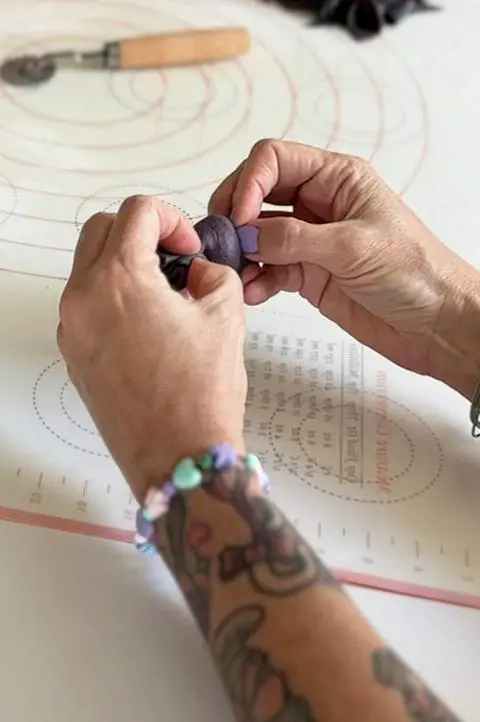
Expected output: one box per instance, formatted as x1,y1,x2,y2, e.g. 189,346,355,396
57,197,247,501
209,139,480,399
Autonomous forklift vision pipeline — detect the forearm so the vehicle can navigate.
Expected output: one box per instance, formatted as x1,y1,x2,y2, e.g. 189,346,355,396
154,461,459,721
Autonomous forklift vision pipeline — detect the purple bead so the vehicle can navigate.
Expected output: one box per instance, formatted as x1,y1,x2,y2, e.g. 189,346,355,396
136,507,154,538
210,442,237,469
162,481,176,501
194,215,247,273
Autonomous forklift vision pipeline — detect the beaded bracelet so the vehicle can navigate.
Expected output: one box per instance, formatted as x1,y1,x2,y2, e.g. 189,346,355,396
134,443,270,554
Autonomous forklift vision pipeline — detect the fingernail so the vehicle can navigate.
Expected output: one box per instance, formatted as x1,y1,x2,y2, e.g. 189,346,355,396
236,225,259,254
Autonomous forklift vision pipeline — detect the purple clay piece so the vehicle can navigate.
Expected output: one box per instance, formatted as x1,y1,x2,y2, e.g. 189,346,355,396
194,215,247,273
156,214,245,291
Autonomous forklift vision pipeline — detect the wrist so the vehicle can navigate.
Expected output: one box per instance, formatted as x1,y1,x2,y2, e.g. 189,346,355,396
429,263,480,400
135,442,268,557
126,424,245,502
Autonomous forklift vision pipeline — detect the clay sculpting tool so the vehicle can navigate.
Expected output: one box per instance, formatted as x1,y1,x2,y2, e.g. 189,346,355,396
0,26,251,86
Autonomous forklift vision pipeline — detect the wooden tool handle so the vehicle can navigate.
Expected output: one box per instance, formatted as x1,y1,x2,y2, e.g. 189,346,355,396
116,27,250,69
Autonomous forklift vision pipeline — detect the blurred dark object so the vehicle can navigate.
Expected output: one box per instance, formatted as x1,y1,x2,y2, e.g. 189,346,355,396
156,246,199,291
261,0,440,38
157,215,245,291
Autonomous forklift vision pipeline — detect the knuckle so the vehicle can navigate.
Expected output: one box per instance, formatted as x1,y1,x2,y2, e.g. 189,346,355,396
80,211,109,235
119,194,155,216
92,261,125,295
58,283,97,363
345,154,371,181
56,321,64,353
249,137,279,161
344,154,381,193
332,154,380,217
58,284,85,326
58,286,71,323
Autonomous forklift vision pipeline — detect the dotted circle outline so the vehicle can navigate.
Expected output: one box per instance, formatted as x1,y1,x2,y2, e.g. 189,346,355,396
34,360,444,501
264,390,443,504
33,360,109,458
296,403,415,482
73,182,206,233
59,380,97,437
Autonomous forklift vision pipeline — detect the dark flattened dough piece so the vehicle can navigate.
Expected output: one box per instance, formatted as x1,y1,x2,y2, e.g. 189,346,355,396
260,0,440,39
194,214,247,273
156,246,203,291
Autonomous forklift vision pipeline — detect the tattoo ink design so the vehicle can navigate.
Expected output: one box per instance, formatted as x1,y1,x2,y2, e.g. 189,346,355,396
372,648,460,722
214,605,315,722
157,494,212,637
204,466,338,596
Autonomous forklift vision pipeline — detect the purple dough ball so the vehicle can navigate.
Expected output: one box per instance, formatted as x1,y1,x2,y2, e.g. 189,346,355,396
194,215,247,273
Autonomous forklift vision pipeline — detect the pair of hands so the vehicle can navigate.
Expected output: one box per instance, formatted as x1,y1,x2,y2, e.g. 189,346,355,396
58,139,480,498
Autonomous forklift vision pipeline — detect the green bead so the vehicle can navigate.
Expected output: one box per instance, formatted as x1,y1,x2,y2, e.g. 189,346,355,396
143,508,155,522
244,453,261,471
198,452,213,470
172,458,203,490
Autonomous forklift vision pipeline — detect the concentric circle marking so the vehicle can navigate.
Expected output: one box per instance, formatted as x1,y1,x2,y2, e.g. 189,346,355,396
0,0,429,280
0,172,18,227
245,391,443,504
300,80,423,147
32,360,108,458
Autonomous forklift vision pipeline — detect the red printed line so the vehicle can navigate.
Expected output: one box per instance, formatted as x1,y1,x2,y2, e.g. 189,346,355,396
333,566,480,610
0,503,477,609
0,505,133,543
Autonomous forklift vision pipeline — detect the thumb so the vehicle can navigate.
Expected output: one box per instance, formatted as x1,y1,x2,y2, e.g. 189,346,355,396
239,216,364,275
187,257,243,302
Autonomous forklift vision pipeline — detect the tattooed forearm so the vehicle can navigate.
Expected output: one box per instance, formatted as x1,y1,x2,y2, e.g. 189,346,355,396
156,462,340,639
204,465,340,596
372,648,461,721
156,493,212,637
157,463,341,632
153,464,459,722
214,605,315,722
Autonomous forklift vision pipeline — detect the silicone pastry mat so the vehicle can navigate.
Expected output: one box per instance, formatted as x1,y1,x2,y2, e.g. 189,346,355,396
1,0,480,608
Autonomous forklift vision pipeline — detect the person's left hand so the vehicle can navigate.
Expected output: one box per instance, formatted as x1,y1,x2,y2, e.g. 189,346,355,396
57,196,247,500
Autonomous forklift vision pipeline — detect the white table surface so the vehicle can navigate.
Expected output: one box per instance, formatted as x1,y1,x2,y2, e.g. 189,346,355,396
0,0,479,719
0,520,478,721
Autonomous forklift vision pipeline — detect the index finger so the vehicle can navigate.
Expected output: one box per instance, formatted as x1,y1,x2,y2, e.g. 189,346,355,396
103,195,201,265
208,139,337,226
